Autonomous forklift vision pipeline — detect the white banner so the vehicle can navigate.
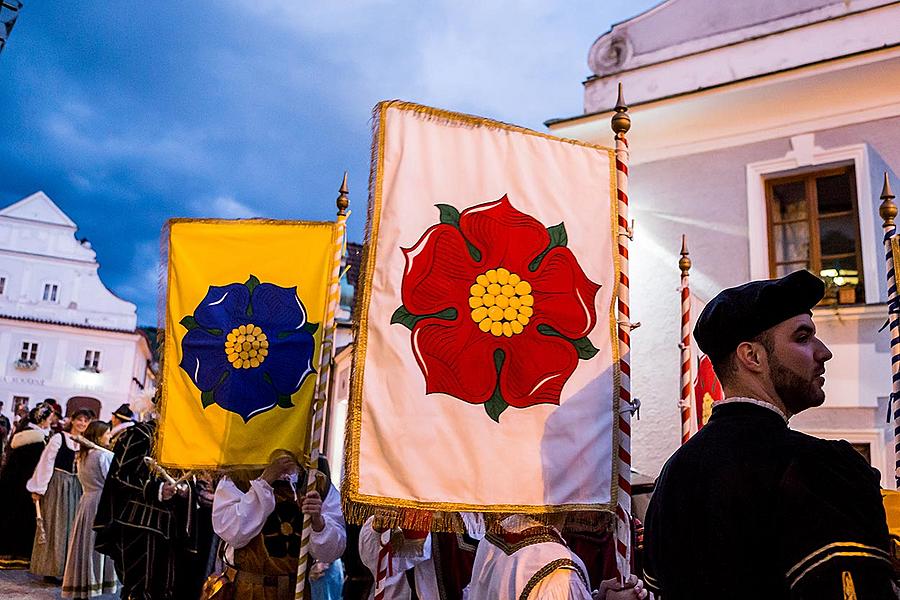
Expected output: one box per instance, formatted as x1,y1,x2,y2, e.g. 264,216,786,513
345,101,620,516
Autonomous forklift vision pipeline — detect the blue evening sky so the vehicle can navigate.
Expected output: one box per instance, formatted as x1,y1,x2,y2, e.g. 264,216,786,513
0,1,656,326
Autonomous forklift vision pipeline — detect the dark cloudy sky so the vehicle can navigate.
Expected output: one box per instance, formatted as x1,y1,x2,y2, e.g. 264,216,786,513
0,1,655,325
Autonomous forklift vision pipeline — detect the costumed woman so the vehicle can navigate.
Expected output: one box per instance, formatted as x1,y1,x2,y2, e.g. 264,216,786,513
0,402,57,569
27,407,93,581
62,419,119,598
212,450,346,600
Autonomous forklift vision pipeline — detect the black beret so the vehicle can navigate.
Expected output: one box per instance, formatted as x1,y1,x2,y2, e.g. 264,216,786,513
113,404,134,421
694,270,824,360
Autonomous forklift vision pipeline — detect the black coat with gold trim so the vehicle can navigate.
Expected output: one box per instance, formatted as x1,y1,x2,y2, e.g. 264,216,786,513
643,402,894,599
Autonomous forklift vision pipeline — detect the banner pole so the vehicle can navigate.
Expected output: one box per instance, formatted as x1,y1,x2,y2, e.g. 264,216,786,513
679,235,695,445
295,172,349,599
878,172,900,488
612,82,634,581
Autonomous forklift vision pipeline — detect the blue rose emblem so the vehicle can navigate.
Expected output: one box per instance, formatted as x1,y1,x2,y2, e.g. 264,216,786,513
178,275,317,422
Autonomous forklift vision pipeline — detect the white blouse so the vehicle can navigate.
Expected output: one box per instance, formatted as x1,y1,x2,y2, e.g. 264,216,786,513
26,431,79,495
212,477,346,564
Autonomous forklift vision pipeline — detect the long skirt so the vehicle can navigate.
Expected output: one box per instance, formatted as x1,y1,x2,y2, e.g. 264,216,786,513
30,469,82,578
62,489,118,598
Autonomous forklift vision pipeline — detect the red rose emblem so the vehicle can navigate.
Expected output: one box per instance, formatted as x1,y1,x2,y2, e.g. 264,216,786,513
392,195,601,421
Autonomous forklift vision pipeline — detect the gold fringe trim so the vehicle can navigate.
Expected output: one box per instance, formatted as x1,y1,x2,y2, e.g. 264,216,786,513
342,100,623,529
340,498,615,534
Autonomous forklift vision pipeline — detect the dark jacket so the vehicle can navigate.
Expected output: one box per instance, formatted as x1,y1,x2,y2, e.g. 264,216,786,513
644,401,894,599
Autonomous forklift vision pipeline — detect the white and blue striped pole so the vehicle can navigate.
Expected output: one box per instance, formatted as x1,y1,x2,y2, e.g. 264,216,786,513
878,172,900,487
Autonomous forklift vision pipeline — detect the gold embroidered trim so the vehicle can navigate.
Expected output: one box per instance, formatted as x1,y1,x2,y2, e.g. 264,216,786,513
342,100,622,528
519,558,588,600
789,551,892,589
842,571,858,600
485,529,565,556
787,541,891,579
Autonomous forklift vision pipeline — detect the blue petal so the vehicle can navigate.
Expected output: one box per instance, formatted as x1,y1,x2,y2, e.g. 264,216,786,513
260,328,316,395
212,367,279,422
179,328,229,391
193,283,251,331
250,283,306,334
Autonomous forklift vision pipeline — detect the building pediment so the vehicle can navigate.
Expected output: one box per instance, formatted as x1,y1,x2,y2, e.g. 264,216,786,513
589,0,896,79
0,191,77,228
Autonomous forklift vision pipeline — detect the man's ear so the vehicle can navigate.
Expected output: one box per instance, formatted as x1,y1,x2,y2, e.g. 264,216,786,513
734,340,766,374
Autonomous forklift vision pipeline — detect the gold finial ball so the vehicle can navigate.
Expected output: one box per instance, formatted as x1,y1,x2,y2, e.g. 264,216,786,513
336,193,349,215
679,254,692,275
880,198,897,225
611,109,631,135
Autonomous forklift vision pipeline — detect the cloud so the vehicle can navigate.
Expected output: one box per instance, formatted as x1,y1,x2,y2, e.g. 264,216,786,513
197,195,257,219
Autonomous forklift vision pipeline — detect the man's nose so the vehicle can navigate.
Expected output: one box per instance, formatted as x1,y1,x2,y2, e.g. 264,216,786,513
816,338,833,362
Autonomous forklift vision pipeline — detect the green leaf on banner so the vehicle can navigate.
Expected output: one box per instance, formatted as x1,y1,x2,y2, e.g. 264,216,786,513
180,315,200,331
484,349,509,422
200,391,215,408
537,324,599,360
303,321,319,335
529,223,568,271
391,306,457,330
276,395,294,408
436,204,461,227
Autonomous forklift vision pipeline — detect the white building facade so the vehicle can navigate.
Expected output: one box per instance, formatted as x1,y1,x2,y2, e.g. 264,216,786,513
0,191,154,424
548,0,900,486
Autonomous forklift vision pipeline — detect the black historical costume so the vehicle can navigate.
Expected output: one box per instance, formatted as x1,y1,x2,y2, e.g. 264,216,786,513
94,420,195,599
643,271,895,599
28,430,84,578
0,422,49,569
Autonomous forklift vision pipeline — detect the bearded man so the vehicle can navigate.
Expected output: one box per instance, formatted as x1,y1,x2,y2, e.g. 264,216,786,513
643,270,894,599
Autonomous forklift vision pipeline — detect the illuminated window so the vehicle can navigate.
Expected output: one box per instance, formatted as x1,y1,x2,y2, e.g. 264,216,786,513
83,350,101,372
766,166,863,304
20,342,38,362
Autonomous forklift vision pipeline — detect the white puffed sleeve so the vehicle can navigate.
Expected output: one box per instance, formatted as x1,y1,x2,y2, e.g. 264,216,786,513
212,477,276,550
309,484,346,562
26,433,61,495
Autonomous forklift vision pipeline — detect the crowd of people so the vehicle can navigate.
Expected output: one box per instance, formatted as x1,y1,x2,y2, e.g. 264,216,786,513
0,271,895,599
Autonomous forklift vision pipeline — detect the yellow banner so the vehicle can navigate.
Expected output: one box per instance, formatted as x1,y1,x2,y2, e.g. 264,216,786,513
158,219,338,468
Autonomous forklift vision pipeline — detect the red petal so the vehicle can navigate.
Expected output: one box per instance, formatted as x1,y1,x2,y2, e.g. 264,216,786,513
401,224,480,316
459,195,549,273
498,329,579,408
411,318,497,404
530,247,601,339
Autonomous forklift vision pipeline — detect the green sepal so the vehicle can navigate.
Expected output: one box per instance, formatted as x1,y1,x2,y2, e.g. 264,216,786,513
303,321,319,335
537,324,599,360
207,328,223,336
276,394,294,408
200,391,216,408
180,315,200,331
434,204,482,261
529,223,568,271
245,274,260,293
391,306,457,331
436,204,460,227
484,349,509,422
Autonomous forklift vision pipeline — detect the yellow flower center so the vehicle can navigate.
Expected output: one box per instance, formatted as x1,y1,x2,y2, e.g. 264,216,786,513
468,268,534,337
225,324,269,369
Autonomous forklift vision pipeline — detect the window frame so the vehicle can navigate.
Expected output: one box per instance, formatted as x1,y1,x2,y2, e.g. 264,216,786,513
20,341,38,362
746,137,879,303
764,165,865,301
83,349,101,372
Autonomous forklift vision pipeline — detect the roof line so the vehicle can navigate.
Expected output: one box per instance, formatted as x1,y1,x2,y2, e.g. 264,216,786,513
545,42,900,127
0,313,137,334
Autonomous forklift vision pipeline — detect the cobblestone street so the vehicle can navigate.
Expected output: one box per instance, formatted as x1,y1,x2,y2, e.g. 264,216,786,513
0,570,59,599
0,570,119,599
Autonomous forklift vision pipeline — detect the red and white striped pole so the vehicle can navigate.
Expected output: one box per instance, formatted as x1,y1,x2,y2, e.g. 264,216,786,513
612,82,634,580
295,173,349,599
678,236,695,445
